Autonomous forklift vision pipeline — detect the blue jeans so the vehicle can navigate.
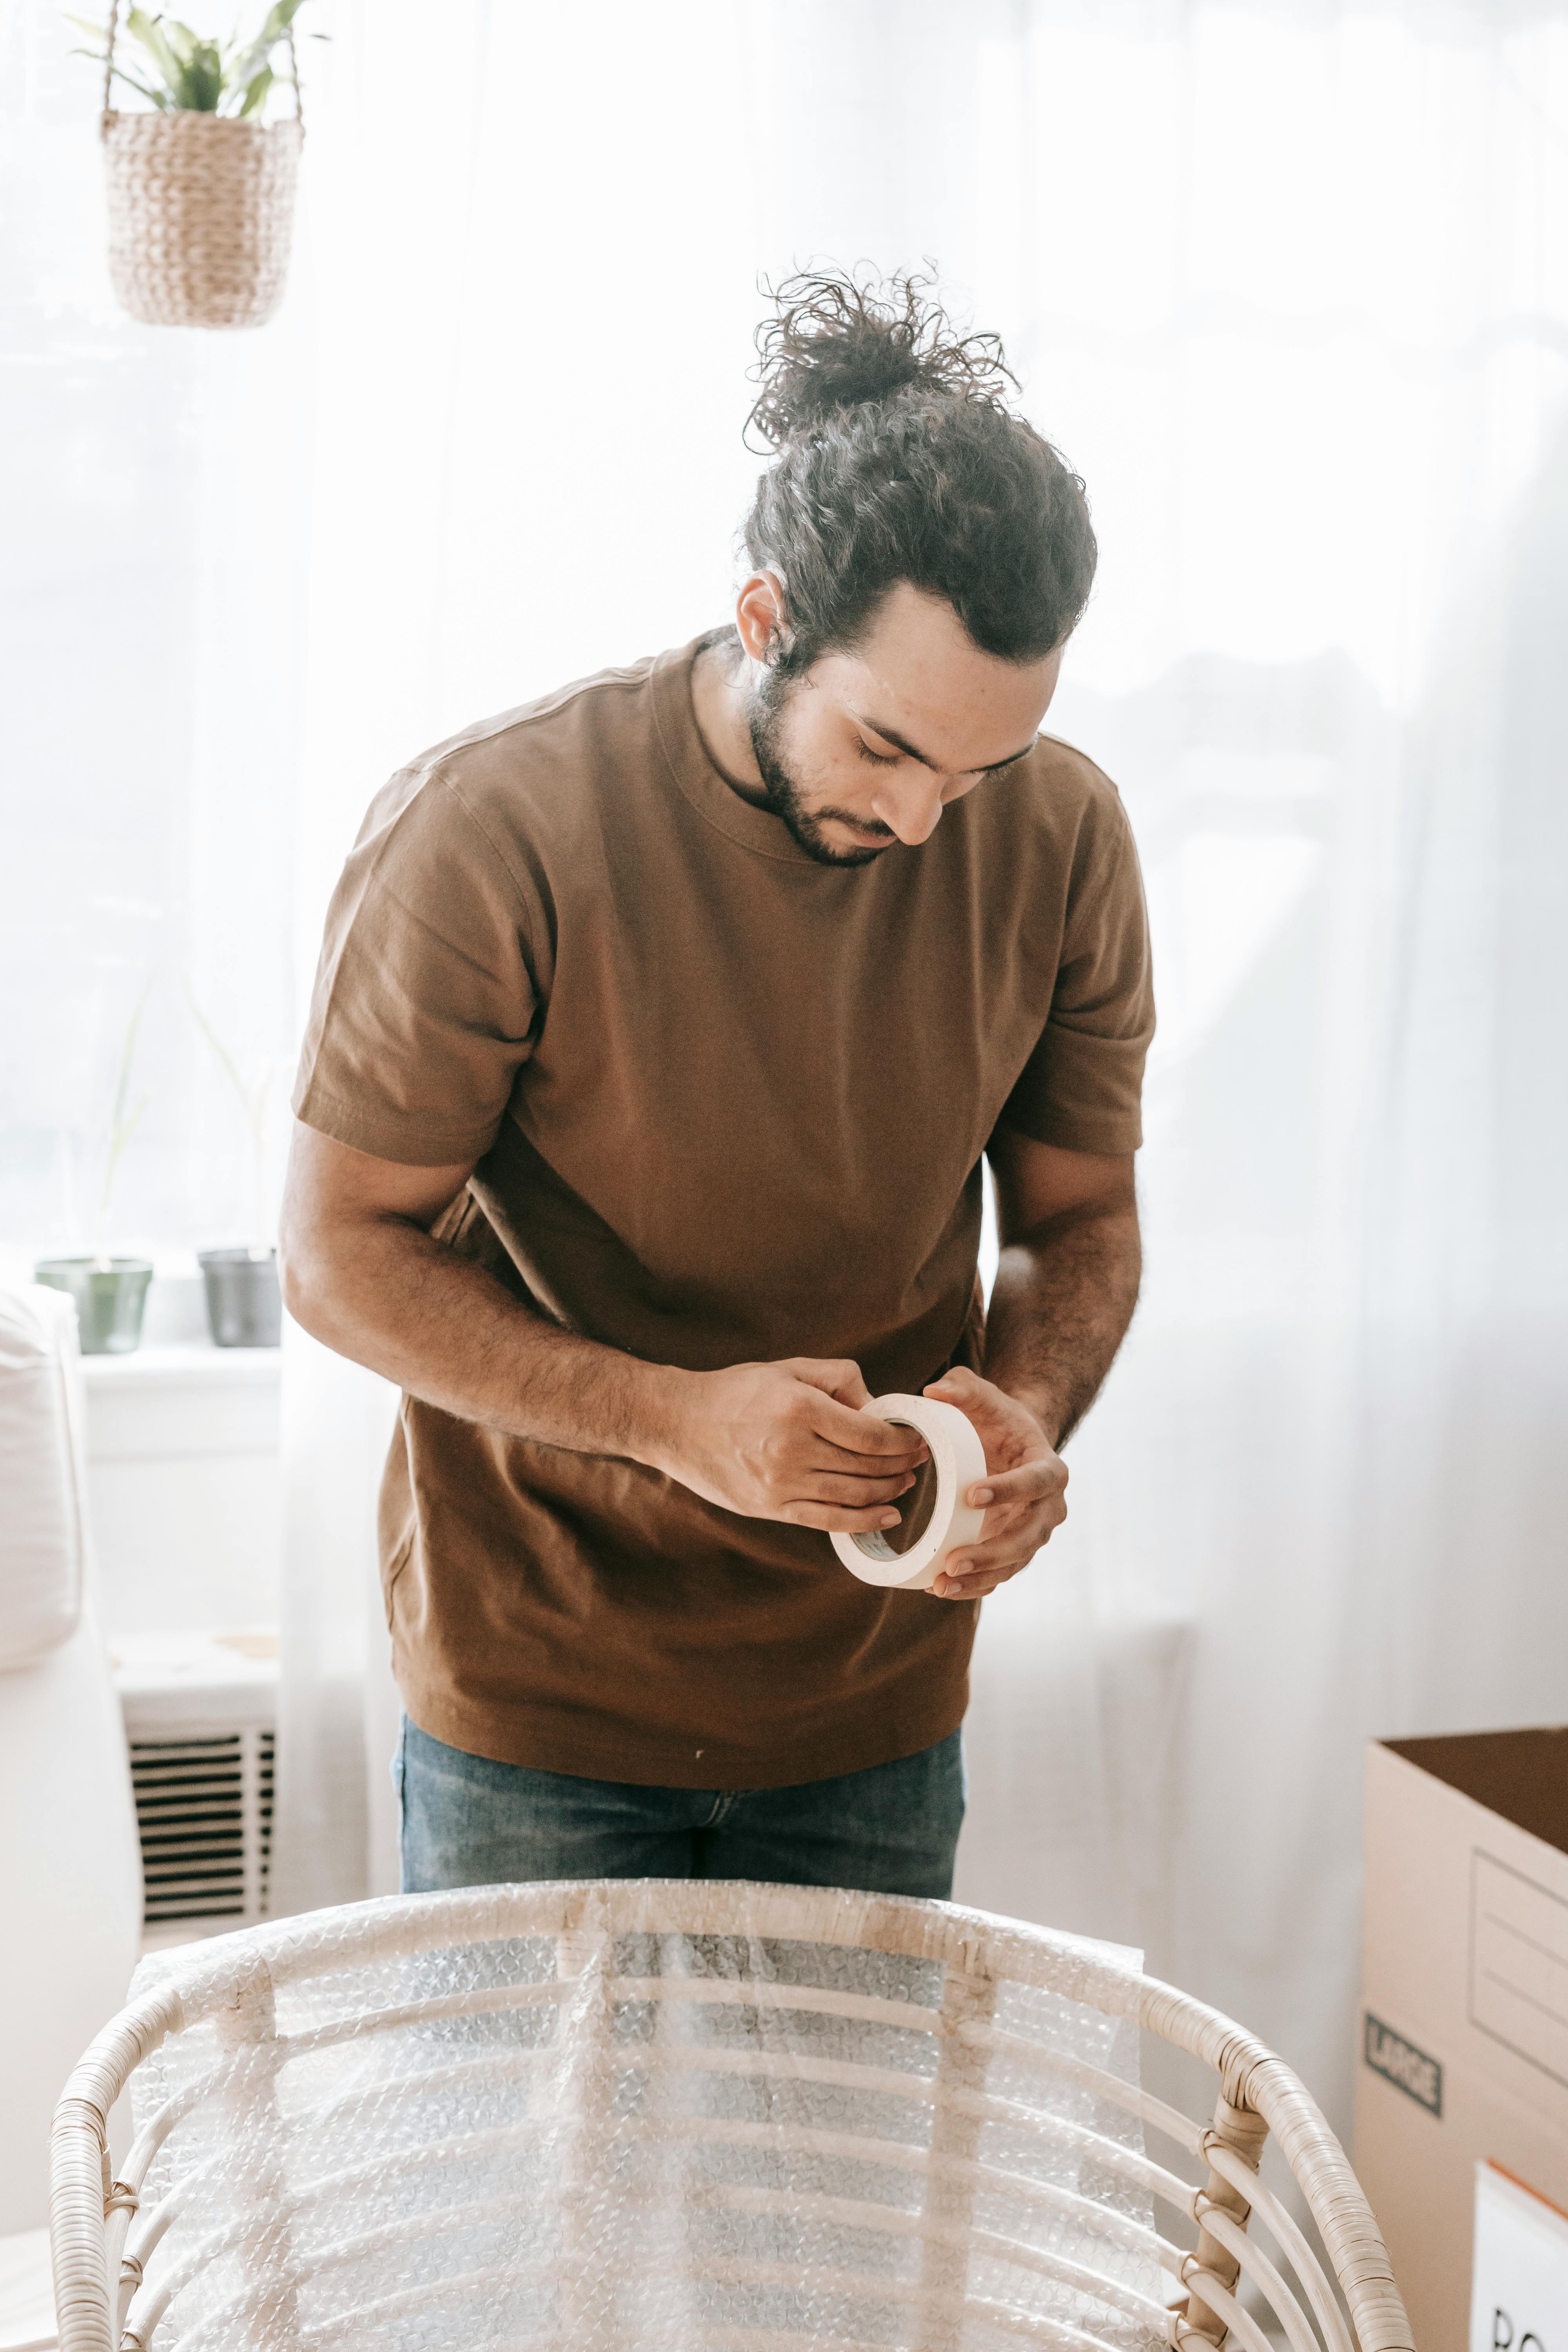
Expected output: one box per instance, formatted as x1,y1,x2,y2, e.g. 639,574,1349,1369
394,1718,965,1900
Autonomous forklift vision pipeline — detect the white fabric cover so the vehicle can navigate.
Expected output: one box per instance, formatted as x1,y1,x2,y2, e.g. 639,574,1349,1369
0,1286,87,1671
0,1599,143,2235
0,1286,141,2234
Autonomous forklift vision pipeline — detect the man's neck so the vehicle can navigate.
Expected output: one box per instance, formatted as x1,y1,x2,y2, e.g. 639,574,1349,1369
690,631,768,798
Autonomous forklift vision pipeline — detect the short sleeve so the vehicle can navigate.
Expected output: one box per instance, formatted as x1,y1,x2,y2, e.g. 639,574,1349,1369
994,793,1155,1155
292,770,540,1168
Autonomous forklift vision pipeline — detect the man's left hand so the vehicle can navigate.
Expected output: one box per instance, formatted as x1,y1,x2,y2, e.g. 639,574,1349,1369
921,1365,1067,1601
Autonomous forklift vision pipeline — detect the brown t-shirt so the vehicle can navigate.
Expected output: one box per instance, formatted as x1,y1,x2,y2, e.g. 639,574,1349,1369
293,634,1154,1788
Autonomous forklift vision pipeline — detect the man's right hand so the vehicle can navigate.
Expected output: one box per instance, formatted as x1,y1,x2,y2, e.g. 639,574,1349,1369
280,1129,926,1534
655,1357,928,1534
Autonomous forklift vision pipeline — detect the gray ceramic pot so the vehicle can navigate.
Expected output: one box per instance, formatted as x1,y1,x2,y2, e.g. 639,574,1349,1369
199,1247,282,1347
34,1256,153,1354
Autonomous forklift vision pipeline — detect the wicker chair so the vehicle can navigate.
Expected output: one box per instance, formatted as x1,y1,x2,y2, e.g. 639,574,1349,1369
50,1881,1412,2352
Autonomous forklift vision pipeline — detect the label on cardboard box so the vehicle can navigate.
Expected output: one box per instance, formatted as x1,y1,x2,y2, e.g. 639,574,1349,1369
1366,2011,1444,2115
1472,1855,1568,2091
1470,2161,1568,2351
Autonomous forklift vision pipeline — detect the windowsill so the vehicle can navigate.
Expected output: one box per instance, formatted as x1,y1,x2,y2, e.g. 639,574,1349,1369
112,1622,278,1729
82,1343,280,1387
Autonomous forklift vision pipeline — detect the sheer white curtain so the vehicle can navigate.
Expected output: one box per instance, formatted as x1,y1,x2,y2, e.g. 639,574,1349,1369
276,0,1568,2145
276,0,766,1911
0,0,310,1264
938,1,1568,2138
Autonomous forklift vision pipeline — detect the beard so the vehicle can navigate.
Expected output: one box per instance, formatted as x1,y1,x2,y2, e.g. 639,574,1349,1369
747,667,896,869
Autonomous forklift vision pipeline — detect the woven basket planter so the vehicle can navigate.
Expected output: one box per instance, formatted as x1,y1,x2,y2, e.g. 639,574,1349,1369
102,111,302,330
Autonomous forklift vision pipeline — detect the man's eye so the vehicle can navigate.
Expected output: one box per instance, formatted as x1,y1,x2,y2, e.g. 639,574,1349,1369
856,740,899,766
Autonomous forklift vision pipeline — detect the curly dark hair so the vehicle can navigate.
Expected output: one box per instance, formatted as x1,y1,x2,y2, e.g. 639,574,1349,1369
742,267,1096,672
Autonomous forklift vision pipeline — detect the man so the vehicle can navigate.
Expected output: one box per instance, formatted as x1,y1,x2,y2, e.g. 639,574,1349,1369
279,269,1153,1902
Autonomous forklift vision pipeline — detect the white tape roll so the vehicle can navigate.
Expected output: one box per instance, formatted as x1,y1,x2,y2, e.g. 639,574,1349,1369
830,1393,988,1592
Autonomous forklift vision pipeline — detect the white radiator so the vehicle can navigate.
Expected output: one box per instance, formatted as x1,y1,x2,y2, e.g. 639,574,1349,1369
112,1627,277,1938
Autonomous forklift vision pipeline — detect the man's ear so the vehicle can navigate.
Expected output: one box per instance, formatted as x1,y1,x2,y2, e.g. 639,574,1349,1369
735,570,790,663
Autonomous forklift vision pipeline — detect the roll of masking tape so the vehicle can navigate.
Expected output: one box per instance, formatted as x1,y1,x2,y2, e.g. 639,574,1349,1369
831,1393,989,1592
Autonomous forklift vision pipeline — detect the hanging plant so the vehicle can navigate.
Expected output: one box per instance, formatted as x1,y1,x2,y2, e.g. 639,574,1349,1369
69,3,318,329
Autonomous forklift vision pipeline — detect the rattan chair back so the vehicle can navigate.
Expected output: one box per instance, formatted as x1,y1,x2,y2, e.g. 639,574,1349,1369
50,1881,1414,2352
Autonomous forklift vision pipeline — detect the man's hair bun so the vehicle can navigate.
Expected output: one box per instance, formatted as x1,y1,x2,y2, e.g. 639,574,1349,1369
746,267,1019,450
742,262,1096,666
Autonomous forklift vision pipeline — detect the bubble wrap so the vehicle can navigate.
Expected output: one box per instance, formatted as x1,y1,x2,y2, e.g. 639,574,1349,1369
124,1885,1166,2352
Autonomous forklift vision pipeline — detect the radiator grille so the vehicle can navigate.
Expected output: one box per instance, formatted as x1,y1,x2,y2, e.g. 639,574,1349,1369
130,1727,274,1926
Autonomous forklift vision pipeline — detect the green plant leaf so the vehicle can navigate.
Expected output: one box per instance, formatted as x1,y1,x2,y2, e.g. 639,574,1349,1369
234,60,273,116
75,49,174,108
186,981,253,1118
160,16,200,65
124,7,180,91
185,976,273,1245
94,980,154,1255
80,0,314,114
226,0,307,93
179,38,224,108
111,983,152,1138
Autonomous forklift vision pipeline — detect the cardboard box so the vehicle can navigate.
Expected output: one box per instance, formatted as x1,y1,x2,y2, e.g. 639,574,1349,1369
1470,2161,1568,2350
1356,1730,1568,2352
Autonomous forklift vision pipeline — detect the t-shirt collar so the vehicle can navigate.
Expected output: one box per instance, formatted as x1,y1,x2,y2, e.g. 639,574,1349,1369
650,633,826,867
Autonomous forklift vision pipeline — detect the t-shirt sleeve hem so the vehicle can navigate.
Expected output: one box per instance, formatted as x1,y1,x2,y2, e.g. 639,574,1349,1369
291,1077,500,1169
989,1102,1144,1156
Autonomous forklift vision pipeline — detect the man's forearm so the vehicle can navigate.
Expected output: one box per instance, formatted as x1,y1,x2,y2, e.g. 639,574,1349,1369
282,1212,684,1466
281,1121,931,1534
982,1201,1142,1449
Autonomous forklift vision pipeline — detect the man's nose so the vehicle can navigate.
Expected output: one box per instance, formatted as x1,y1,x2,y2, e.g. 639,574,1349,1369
871,775,945,846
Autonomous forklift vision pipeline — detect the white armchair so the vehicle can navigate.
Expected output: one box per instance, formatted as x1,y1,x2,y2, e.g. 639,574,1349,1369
0,1288,142,2242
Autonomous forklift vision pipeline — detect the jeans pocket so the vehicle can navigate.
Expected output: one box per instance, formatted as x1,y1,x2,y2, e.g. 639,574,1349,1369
392,1717,408,1882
